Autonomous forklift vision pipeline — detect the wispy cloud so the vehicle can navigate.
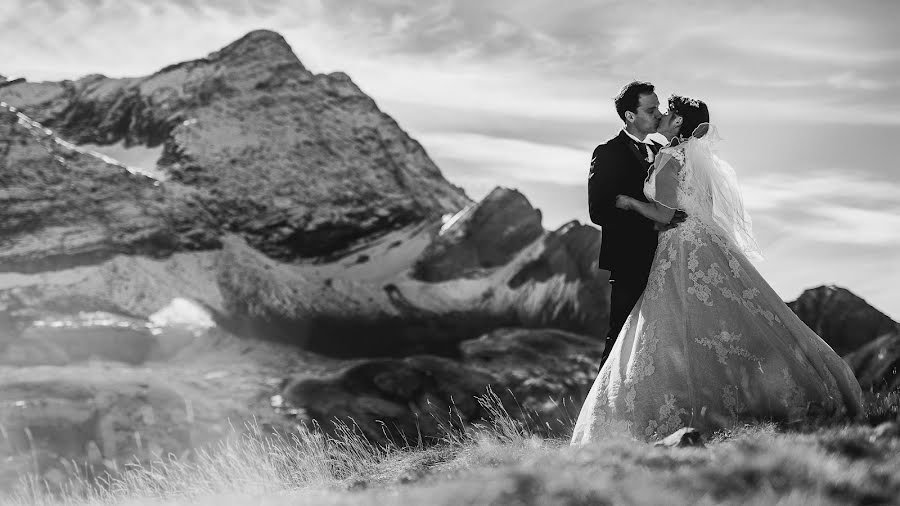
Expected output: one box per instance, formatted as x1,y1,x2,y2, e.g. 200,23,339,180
420,132,588,185
743,171,900,247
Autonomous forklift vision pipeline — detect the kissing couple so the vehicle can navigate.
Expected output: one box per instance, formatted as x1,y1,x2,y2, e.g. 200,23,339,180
571,81,863,443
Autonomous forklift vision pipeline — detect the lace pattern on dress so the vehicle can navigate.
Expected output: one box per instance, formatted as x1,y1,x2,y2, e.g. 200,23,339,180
780,368,807,421
625,322,660,413
694,327,763,366
722,385,746,420
676,217,784,327
661,145,686,165
645,238,677,300
645,394,688,438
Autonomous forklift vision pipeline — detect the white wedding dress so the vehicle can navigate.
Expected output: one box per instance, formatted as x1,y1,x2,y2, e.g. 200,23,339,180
571,125,864,443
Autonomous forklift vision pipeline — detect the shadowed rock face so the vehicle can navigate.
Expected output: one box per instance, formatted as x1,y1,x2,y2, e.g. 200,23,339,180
281,328,601,443
411,188,544,282
213,215,608,357
844,329,900,391
0,29,470,266
788,285,897,356
0,106,219,272
788,285,900,392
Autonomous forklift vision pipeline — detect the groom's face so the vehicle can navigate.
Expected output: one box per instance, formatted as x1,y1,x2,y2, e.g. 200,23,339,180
628,93,662,136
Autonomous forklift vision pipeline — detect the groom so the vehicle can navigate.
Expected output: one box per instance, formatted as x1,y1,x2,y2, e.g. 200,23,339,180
588,81,684,367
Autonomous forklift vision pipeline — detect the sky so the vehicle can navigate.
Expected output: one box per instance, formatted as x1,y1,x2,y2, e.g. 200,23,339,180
2,0,899,319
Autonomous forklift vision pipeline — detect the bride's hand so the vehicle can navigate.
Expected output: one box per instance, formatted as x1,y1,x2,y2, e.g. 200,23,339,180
615,195,633,210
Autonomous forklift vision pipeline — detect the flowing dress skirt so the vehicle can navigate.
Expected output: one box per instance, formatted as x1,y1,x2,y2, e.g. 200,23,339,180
572,216,864,443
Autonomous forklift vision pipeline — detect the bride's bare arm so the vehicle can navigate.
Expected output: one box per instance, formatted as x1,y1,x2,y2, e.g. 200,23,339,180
615,195,677,224
616,153,685,225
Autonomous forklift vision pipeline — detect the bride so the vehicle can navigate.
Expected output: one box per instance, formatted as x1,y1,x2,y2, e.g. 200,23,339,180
571,95,864,443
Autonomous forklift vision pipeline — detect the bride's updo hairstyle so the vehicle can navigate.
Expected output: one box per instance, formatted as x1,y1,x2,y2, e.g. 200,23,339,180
668,95,710,139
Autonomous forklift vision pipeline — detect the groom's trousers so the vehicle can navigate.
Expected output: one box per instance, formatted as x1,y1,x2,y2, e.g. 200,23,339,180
600,271,651,366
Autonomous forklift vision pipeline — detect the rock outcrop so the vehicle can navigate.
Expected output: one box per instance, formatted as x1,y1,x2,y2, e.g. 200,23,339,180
0,192,609,359
412,188,544,282
0,29,470,266
213,210,608,357
0,105,218,272
844,328,900,392
280,328,601,443
788,285,897,356
788,285,900,391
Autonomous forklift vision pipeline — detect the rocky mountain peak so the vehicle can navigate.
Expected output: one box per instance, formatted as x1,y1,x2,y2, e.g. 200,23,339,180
206,29,305,71
0,30,470,265
788,285,897,356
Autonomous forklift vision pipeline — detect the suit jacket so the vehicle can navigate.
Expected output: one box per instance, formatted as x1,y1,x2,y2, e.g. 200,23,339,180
588,130,663,276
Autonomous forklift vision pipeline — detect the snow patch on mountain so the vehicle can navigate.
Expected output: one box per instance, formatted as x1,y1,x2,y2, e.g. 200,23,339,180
149,298,216,334
79,141,167,181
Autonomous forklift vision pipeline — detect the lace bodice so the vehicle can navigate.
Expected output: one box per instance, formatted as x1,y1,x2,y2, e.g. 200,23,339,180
644,143,708,218
643,129,762,261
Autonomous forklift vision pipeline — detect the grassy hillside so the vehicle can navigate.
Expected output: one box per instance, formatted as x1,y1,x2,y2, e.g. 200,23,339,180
4,390,899,506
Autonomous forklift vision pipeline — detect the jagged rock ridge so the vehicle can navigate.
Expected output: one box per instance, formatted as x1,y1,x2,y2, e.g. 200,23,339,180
0,29,470,265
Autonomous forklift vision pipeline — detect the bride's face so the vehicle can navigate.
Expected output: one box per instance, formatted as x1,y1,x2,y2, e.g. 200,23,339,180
657,111,682,139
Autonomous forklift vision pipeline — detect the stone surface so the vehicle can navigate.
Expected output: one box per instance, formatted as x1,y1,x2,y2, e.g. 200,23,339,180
212,219,608,357
843,328,900,392
281,327,602,443
787,285,900,392
412,187,544,282
0,105,199,272
788,285,897,356
654,427,704,448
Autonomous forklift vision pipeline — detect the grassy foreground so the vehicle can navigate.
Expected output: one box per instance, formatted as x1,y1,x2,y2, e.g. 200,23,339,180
4,390,900,506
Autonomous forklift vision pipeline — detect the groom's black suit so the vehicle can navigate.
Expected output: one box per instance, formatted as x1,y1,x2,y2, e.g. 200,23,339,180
588,130,663,362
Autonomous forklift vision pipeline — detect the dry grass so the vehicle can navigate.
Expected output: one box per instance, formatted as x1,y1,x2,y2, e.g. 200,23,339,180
3,389,899,506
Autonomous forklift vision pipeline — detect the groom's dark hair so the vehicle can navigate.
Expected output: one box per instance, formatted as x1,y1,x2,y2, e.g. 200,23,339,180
614,81,655,122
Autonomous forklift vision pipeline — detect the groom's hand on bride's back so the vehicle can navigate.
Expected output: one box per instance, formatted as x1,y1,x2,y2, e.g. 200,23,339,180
655,209,687,231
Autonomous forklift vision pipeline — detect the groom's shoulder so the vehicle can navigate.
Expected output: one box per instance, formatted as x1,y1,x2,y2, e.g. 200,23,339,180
592,133,623,157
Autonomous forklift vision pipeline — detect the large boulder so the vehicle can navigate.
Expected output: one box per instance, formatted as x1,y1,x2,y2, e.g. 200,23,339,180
280,327,601,443
282,355,495,443
411,188,544,282
460,327,602,420
844,328,900,392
